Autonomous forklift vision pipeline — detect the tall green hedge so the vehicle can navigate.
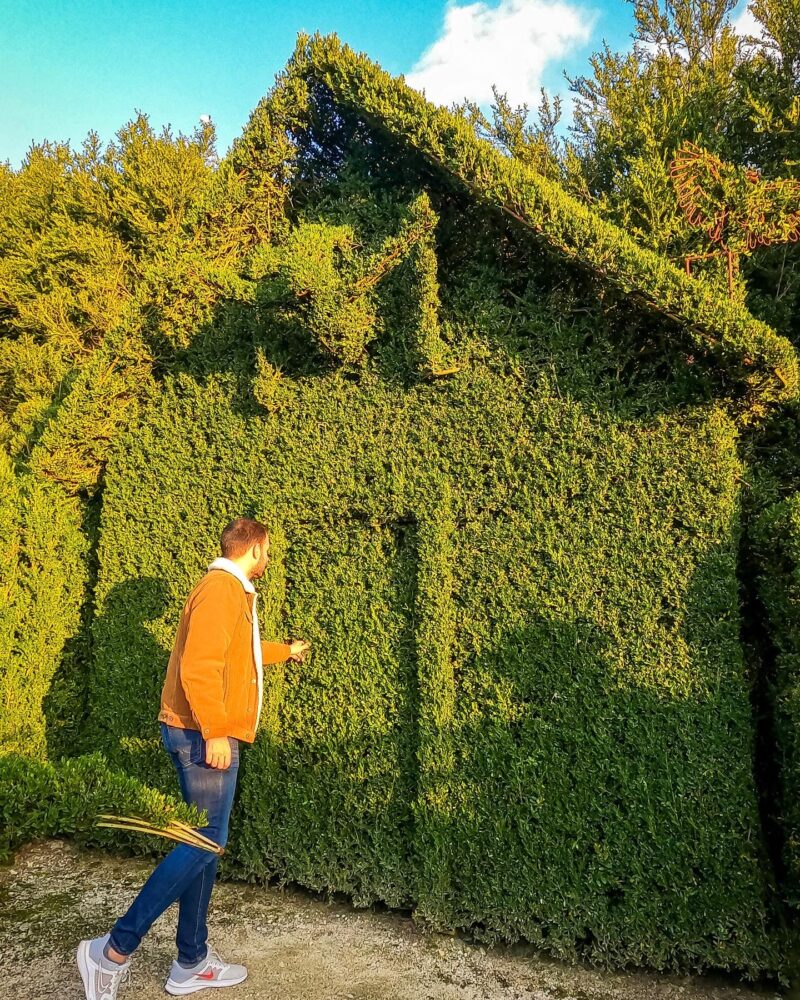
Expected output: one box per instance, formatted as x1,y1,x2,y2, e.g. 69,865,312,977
750,489,800,906
0,464,88,758
86,359,784,977
3,27,799,988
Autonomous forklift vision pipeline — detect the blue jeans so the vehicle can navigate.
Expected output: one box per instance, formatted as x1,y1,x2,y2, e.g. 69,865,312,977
107,722,240,966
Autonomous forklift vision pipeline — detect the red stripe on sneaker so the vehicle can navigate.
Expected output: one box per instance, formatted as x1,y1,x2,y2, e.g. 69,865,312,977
198,970,216,979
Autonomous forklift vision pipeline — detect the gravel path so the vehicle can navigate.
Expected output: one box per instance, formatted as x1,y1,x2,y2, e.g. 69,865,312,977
0,838,786,1000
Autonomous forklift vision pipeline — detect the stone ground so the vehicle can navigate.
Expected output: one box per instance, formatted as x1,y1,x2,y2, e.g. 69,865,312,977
0,838,790,1000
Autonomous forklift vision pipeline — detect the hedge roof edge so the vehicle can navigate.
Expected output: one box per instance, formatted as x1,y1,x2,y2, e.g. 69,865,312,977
271,32,799,410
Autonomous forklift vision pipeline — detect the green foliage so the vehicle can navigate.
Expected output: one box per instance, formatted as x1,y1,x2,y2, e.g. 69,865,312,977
750,487,800,904
28,326,155,495
404,196,456,375
0,111,265,476
747,0,800,80
0,469,88,758
289,33,798,418
0,750,206,863
564,0,800,342
3,28,800,986
456,86,589,199
0,105,297,765
86,358,784,977
0,450,20,688
249,191,442,366
739,395,800,910
0,118,220,457
252,221,379,364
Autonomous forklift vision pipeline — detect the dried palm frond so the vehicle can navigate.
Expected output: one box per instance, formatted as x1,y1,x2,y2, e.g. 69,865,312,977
95,814,224,855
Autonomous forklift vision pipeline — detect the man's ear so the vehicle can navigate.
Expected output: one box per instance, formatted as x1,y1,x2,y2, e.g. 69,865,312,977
251,541,262,562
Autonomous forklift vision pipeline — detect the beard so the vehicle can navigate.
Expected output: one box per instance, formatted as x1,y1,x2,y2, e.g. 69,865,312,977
250,553,269,579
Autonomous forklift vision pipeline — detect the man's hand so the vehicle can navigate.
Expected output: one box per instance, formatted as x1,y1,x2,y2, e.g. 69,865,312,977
288,639,311,662
205,736,232,769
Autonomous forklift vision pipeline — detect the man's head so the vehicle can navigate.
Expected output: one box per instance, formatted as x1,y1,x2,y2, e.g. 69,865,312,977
220,517,270,580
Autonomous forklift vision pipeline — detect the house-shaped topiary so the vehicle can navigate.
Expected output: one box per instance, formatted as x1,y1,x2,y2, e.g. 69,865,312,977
18,33,800,982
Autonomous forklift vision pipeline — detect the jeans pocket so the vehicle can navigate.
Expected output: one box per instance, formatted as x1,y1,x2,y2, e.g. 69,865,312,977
162,722,205,767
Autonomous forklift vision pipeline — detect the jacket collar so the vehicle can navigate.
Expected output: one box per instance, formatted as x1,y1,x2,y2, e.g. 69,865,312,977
208,557,256,595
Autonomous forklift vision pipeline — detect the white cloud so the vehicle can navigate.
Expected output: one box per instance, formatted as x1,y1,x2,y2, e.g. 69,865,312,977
731,2,765,38
730,1,774,59
405,0,597,110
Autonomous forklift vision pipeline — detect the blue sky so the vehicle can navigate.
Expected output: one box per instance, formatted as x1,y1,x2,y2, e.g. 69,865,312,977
1,0,753,170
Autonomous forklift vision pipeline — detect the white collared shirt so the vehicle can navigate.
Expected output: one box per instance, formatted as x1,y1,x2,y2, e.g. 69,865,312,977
207,557,264,733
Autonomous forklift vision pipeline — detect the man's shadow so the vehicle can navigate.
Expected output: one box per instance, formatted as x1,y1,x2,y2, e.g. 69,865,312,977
43,576,180,797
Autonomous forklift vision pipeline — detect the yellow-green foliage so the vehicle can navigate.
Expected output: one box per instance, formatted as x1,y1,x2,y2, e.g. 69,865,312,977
289,32,799,418
0,111,283,769
0,120,217,457
0,449,19,644
0,469,88,757
0,113,263,479
250,192,441,365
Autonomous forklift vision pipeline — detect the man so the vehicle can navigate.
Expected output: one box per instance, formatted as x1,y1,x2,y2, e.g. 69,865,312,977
77,517,309,999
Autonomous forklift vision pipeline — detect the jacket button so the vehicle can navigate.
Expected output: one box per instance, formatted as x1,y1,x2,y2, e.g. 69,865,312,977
251,679,256,684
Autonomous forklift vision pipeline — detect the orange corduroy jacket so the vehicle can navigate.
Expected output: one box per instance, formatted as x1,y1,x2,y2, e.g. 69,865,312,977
158,568,291,743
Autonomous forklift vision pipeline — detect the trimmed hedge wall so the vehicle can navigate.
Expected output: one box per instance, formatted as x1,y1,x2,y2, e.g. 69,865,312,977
0,459,89,758
85,360,784,977
3,29,798,987
750,490,800,906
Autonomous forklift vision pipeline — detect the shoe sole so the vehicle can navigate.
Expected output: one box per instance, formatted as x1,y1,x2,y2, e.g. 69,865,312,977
164,970,248,995
76,940,94,1000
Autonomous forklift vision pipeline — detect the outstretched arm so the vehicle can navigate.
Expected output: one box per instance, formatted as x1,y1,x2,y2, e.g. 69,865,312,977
261,641,292,665
262,639,311,664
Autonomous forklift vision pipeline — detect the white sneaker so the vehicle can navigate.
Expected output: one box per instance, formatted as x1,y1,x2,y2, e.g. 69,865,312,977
164,948,248,995
76,933,132,1000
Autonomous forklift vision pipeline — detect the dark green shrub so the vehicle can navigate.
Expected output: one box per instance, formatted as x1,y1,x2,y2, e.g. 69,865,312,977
750,491,800,905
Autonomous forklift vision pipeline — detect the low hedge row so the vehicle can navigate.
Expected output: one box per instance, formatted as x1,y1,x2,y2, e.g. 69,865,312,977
0,751,205,864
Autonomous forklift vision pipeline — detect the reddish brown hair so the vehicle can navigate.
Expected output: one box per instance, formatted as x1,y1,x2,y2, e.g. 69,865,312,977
220,517,269,558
